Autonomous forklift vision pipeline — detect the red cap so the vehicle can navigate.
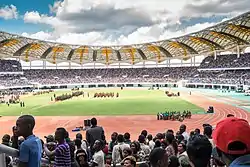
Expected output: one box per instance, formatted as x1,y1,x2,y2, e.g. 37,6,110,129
213,117,250,154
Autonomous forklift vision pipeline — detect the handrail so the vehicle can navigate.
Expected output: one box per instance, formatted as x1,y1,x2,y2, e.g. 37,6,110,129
0,144,50,164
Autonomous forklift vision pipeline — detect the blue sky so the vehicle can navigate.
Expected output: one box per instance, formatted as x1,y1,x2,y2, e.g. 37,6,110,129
0,0,249,45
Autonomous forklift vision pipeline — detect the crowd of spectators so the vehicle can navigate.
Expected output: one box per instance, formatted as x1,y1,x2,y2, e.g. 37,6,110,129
1,52,250,86
200,53,250,69
1,115,250,167
0,60,22,72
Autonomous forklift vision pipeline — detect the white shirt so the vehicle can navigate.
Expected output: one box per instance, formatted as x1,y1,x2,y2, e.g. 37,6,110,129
140,143,151,155
112,142,130,164
148,140,155,150
93,150,105,167
181,131,189,141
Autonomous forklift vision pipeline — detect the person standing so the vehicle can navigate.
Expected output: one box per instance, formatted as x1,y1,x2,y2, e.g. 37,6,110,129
15,115,42,167
86,118,105,152
91,140,105,167
44,127,71,167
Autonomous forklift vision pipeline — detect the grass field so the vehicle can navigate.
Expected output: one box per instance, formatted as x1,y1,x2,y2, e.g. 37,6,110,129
0,88,205,116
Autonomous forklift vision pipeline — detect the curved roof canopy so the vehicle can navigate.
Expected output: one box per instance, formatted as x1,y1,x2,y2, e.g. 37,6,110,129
0,11,250,65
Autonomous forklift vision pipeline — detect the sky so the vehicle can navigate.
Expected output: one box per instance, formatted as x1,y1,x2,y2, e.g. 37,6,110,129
0,0,249,46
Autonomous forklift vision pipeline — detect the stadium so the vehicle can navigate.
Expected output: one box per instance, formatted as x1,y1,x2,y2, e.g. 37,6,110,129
0,5,250,167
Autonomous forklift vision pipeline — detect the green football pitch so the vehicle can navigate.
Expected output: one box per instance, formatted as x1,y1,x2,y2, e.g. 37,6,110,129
0,88,205,116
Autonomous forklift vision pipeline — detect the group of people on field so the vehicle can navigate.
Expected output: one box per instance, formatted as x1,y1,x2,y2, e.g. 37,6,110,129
33,90,54,96
157,111,192,122
55,91,84,101
93,92,119,98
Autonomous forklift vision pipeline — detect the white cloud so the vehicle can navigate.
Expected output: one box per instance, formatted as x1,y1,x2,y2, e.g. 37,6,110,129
0,5,18,20
20,0,249,45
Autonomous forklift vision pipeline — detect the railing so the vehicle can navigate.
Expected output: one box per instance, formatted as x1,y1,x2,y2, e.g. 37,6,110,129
0,144,50,167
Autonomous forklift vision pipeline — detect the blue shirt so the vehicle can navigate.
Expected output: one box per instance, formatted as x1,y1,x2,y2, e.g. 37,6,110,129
19,135,42,167
229,154,250,167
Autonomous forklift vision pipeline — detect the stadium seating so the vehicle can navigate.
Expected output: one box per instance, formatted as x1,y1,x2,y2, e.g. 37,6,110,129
0,60,22,72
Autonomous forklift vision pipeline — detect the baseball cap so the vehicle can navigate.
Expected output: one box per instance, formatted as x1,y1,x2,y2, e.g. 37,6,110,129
212,117,250,154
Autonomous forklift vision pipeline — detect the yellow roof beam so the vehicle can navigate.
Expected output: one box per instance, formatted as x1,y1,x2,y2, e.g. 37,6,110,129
24,44,41,62
124,48,137,64
169,41,187,56
228,24,250,35
210,31,230,41
147,45,161,63
101,48,113,65
189,36,215,51
2,39,19,47
75,47,88,64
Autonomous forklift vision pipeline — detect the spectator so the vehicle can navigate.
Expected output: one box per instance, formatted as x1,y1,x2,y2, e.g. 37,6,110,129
91,140,105,167
179,125,189,141
187,134,212,167
44,127,71,167
75,138,89,167
213,117,250,167
177,141,191,167
121,156,136,167
203,125,215,148
124,133,131,145
65,131,76,164
108,132,118,154
165,133,178,156
86,118,105,152
112,134,130,164
2,134,11,146
149,148,169,167
168,155,180,167
147,134,155,150
15,115,42,167
76,133,88,152
194,128,200,135
138,135,151,155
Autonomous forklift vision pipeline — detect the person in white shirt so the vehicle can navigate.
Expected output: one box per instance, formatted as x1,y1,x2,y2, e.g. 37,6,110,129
112,134,130,164
138,135,151,155
91,140,105,167
147,134,155,151
179,124,189,141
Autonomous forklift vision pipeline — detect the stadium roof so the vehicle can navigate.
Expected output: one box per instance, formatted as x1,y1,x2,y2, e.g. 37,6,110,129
0,11,250,65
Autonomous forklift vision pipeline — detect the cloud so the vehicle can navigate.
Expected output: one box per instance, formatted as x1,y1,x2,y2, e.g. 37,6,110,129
20,0,250,45
0,5,18,20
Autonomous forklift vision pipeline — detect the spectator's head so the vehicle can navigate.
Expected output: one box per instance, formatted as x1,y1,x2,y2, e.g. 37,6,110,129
2,134,10,144
55,127,67,143
124,132,130,141
138,135,146,144
149,148,169,167
147,134,153,141
166,133,178,155
16,115,35,138
212,117,250,166
141,130,148,137
187,134,212,167
154,139,162,148
194,128,200,135
168,155,180,167
179,124,186,134
203,126,212,138
130,141,140,153
111,132,118,141
75,149,88,166
117,134,124,143
121,156,136,167
166,129,174,135
93,140,103,152
178,141,186,154
175,134,184,144
90,117,97,126
76,133,82,140
44,135,55,143
75,138,82,148
123,147,133,158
